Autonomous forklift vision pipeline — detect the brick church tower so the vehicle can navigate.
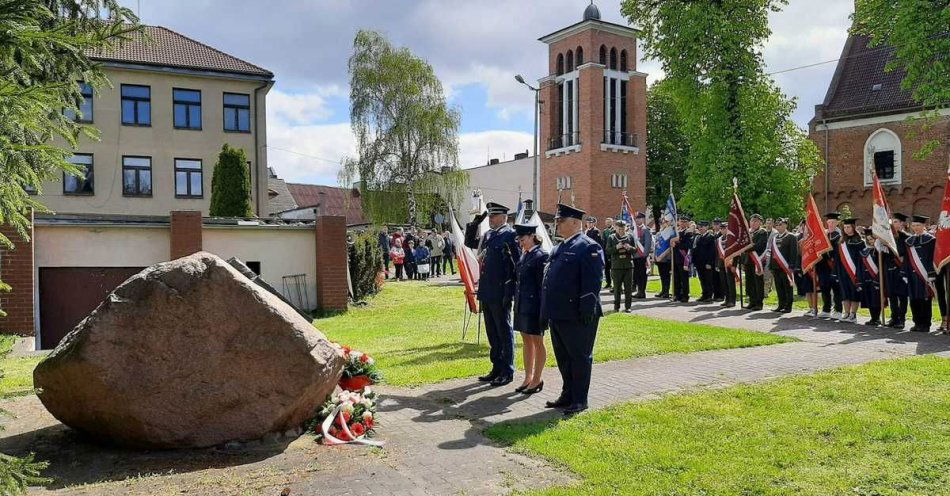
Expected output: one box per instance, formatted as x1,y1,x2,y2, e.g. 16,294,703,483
538,2,647,223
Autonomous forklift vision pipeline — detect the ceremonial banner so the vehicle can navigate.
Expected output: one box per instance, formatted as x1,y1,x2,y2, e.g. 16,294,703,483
723,188,752,264
871,172,898,255
621,191,644,256
799,195,832,273
449,206,480,313
934,171,950,272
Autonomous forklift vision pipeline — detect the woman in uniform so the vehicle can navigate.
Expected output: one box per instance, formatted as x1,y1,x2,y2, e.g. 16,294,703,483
513,223,548,394
836,218,865,323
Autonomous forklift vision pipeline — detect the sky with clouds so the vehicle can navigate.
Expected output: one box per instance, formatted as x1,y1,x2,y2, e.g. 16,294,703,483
130,0,854,185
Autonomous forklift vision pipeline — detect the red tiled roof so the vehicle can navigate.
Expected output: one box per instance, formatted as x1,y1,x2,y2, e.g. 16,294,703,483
286,184,368,225
86,26,273,78
816,34,919,120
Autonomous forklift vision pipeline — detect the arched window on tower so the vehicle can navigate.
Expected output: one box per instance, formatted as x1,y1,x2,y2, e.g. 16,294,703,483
609,47,618,70
864,128,902,186
599,45,607,65
556,53,564,75
620,50,628,72
566,49,574,72
576,46,584,66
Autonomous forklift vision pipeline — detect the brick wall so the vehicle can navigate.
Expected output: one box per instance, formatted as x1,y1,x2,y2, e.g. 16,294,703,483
314,216,348,312
809,116,948,222
0,211,35,336
170,210,203,259
540,26,648,225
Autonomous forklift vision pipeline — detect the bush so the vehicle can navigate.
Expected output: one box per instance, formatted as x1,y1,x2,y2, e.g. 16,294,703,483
209,144,253,217
348,230,383,302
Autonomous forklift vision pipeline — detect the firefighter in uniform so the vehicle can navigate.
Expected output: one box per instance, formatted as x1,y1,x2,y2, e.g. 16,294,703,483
906,215,936,333
671,215,694,303
885,212,910,329
743,214,768,311
769,218,797,313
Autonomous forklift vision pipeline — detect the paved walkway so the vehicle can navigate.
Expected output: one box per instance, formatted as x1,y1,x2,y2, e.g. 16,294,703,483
12,285,950,495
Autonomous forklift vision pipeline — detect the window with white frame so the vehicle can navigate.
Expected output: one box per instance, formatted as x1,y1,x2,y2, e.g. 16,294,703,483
611,173,628,189
556,176,573,190
864,128,901,186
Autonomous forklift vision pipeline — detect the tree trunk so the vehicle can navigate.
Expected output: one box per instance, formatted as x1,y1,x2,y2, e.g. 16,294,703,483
406,182,417,228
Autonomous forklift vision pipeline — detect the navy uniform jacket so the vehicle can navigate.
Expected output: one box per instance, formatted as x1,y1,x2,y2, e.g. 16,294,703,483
817,229,841,286
884,230,909,296
693,232,717,268
477,225,520,303
673,230,694,267
541,232,605,322
515,245,548,317
906,232,936,300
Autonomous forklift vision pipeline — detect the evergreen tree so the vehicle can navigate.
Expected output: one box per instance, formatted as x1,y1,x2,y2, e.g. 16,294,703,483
209,144,253,217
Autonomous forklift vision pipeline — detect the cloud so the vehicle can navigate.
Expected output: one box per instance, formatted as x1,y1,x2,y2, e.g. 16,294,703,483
266,87,346,126
267,121,355,186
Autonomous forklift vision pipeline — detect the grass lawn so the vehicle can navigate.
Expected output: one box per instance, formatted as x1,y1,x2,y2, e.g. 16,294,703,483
487,355,950,495
0,335,42,397
314,281,793,386
644,276,942,321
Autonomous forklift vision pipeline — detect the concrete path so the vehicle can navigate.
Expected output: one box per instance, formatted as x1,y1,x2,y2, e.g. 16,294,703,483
12,285,950,495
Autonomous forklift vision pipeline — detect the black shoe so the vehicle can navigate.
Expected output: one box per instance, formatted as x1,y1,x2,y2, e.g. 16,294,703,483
781,307,792,314
514,384,528,393
910,326,930,333
635,293,646,299
679,298,689,303
477,373,497,382
563,404,588,416
698,298,713,303
747,304,763,311
889,320,904,330
865,319,881,326
490,375,513,386
545,397,571,409
521,381,544,395
655,293,669,299
624,307,632,313
771,307,783,313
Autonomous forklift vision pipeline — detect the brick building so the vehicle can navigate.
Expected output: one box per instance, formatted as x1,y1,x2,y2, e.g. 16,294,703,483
810,33,949,221
537,3,648,222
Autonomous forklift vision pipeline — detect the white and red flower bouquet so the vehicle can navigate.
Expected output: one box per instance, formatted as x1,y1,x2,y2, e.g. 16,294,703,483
335,344,383,392
309,387,382,446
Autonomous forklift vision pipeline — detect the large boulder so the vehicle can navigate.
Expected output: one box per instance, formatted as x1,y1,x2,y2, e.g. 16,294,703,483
34,252,343,449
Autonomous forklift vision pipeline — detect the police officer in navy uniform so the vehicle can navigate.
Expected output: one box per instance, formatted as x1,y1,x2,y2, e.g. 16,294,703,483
541,204,604,416
671,215,694,303
476,202,520,386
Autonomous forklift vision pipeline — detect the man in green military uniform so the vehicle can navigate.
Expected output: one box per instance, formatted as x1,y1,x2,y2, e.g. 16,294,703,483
606,220,636,312
743,214,769,311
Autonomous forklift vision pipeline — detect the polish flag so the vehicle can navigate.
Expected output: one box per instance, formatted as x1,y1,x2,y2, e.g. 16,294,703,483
934,171,950,272
449,206,480,313
871,172,898,255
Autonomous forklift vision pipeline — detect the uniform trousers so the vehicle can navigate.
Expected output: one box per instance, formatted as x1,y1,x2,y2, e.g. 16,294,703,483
772,268,793,311
673,263,691,301
611,268,633,310
481,298,515,378
550,318,599,408
888,295,908,323
632,257,648,297
910,298,933,330
604,258,613,288
697,264,716,300
937,267,948,319
744,266,765,307
821,283,843,313
719,262,737,305
656,261,671,296
712,264,725,300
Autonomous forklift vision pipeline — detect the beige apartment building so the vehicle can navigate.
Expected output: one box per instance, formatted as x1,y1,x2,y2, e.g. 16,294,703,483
37,26,274,217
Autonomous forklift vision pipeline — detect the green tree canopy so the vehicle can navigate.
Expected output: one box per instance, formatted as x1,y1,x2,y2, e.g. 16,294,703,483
646,79,689,224
209,144,253,217
622,0,822,221
340,30,465,227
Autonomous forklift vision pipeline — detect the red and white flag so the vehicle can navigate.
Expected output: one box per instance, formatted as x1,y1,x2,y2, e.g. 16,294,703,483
770,235,794,285
449,206,480,313
799,195,832,274
934,171,950,272
871,172,898,255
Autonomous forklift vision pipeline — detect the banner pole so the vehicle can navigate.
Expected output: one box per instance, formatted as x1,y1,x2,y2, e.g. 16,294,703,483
878,249,886,325
738,263,745,308
944,268,949,332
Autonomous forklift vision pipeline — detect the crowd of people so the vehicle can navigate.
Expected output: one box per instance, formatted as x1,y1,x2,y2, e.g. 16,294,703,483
584,211,947,334
378,227,457,281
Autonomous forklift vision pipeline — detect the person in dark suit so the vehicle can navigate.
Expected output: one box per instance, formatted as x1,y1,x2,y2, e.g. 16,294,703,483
885,212,910,329
585,217,602,247
632,212,653,298
743,214,768,311
513,223,549,395
769,218,798,313
817,212,844,319
671,215,694,303
475,202,520,386
859,228,884,326
906,215,936,332
711,219,726,302
693,221,717,302
602,217,614,289
541,203,604,416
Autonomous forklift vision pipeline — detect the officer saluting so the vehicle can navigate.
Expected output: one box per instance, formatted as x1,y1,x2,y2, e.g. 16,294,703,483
542,203,605,416
475,202,520,386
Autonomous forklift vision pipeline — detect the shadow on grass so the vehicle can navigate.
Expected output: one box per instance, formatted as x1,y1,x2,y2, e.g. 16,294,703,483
0,422,294,490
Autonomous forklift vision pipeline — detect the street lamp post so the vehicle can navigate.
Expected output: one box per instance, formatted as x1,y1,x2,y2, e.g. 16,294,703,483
515,74,541,207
